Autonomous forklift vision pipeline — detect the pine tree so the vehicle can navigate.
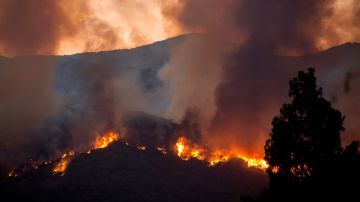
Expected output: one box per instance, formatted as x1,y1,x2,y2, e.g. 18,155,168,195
264,68,344,187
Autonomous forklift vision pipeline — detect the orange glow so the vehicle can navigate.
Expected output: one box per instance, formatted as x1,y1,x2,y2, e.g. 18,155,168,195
7,170,19,178
52,131,120,176
271,166,279,173
175,136,269,171
56,0,184,55
53,159,70,176
94,131,119,149
53,150,75,175
176,137,186,157
137,145,146,151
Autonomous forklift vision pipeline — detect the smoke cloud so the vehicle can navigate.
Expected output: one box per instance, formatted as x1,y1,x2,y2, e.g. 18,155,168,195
0,0,183,57
1,0,359,56
0,0,76,56
169,0,360,55
0,56,61,167
159,34,232,131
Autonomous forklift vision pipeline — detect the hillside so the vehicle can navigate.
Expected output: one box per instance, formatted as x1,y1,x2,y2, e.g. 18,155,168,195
1,141,268,202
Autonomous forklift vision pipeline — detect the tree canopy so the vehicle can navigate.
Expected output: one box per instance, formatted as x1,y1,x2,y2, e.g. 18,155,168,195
265,68,344,184
263,68,360,201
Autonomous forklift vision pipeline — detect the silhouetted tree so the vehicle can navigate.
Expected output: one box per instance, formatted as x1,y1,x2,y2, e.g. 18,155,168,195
264,68,345,197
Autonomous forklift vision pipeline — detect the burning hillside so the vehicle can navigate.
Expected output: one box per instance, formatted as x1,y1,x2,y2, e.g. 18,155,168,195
1,130,268,202
6,128,268,178
175,137,268,170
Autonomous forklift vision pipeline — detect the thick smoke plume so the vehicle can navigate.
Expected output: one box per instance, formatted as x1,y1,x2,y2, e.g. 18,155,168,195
161,0,360,154
0,57,61,167
159,35,232,131
1,0,359,56
0,0,75,56
169,0,360,55
0,0,182,56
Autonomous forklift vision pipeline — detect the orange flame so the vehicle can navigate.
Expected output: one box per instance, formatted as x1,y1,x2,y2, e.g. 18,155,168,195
53,150,75,175
136,145,146,151
175,137,269,171
94,131,119,149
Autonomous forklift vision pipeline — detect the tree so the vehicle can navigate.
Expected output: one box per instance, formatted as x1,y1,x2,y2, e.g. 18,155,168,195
264,68,345,188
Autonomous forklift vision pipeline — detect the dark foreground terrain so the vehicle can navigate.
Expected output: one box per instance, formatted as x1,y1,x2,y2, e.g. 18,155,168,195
1,142,267,202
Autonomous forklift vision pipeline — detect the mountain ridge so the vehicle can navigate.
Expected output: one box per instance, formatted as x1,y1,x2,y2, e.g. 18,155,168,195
1,34,359,59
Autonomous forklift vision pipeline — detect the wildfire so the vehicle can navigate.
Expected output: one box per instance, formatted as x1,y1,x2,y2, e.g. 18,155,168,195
52,131,120,176
94,131,120,149
7,131,269,179
53,151,75,175
175,137,269,171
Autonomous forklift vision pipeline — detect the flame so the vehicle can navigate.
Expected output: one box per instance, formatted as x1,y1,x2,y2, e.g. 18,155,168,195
53,151,75,175
137,145,146,151
52,131,120,176
176,137,185,156
10,131,269,178
175,137,269,171
8,170,19,178
94,131,119,149
271,166,279,173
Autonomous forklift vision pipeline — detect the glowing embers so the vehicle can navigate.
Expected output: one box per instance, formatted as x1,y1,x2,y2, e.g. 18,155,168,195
8,170,19,178
136,145,146,151
157,146,167,154
175,136,269,171
7,159,40,178
52,151,75,176
94,131,120,149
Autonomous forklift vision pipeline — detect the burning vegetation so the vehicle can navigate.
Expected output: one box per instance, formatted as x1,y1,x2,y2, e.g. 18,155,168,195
52,151,75,175
49,132,269,176
175,137,268,170
94,131,120,149
52,131,120,176
7,130,269,178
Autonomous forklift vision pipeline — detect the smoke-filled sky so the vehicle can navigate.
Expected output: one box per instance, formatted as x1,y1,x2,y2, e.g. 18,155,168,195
0,0,359,56
0,0,360,168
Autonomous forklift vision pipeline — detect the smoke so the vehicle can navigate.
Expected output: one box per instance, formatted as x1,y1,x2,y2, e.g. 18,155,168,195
0,57,62,167
1,0,359,57
168,0,360,55
52,60,161,154
0,0,183,56
0,54,164,168
0,0,75,56
0,0,110,56
158,34,232,131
